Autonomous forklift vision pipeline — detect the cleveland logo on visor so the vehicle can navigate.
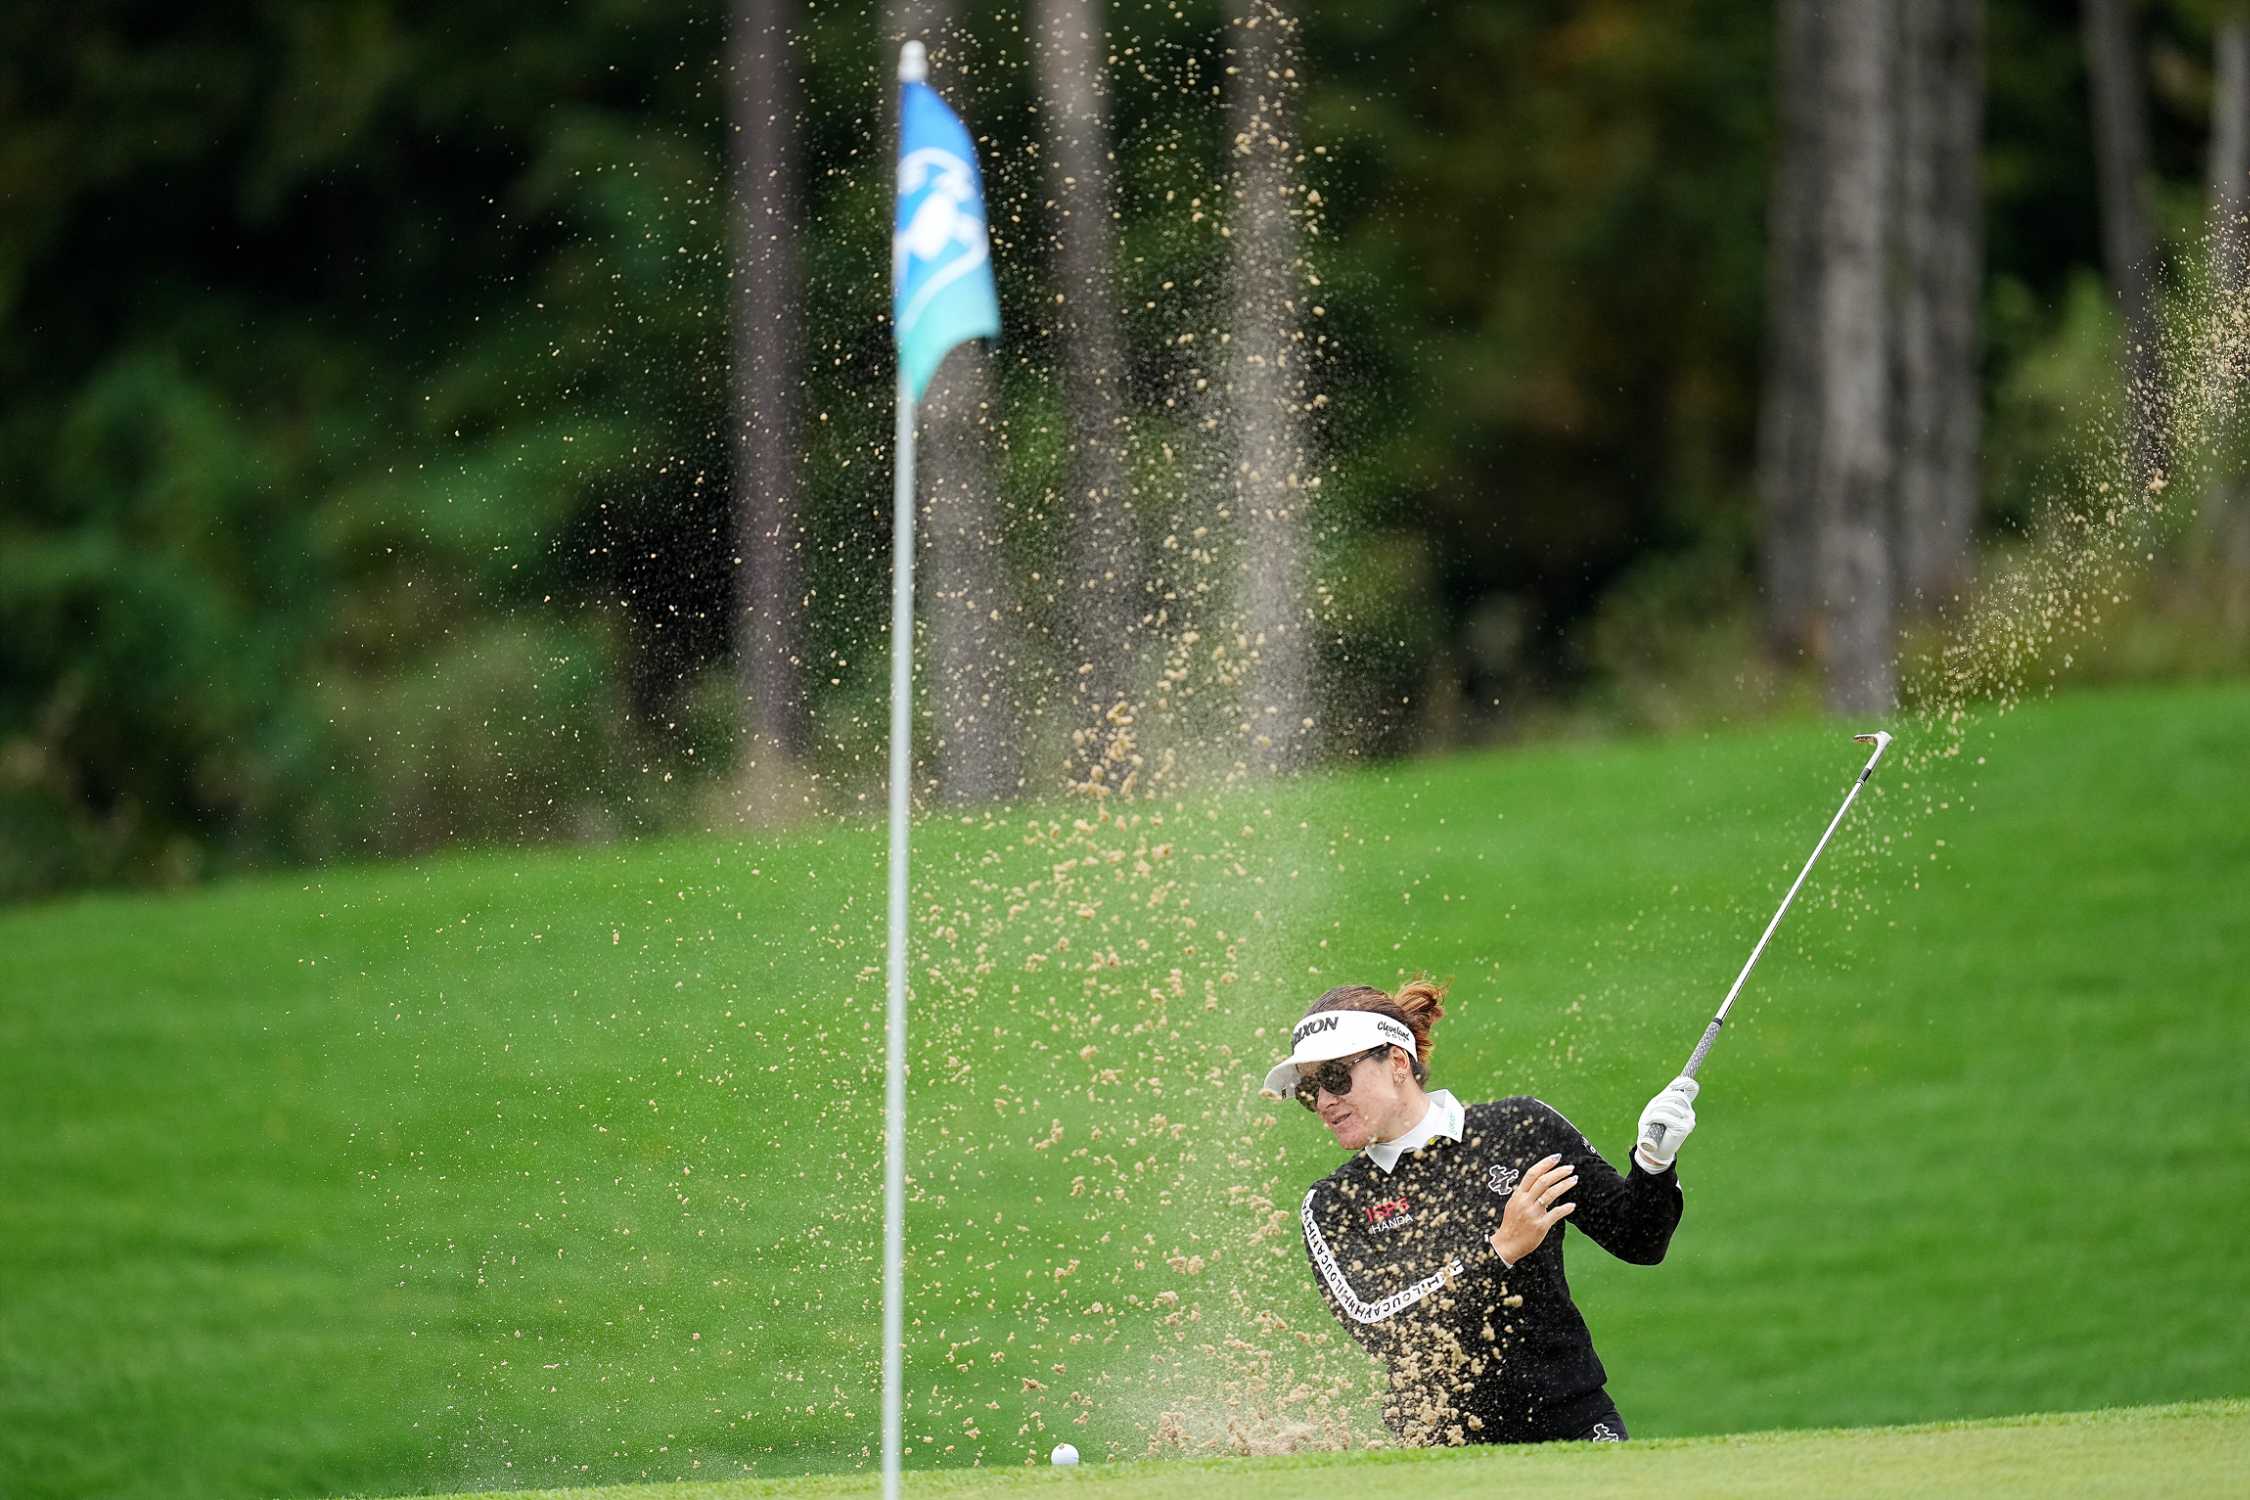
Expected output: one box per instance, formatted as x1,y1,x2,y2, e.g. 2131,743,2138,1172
1291,1011,1412,1053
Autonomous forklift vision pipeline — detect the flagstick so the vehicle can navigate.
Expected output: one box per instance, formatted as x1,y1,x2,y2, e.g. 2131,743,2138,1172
882,368,916,1500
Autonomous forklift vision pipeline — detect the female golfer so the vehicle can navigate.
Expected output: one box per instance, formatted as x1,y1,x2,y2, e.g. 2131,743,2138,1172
1263,979,1697,1446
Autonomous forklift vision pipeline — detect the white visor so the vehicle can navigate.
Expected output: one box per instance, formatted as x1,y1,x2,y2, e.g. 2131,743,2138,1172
1259,1009,1417,1098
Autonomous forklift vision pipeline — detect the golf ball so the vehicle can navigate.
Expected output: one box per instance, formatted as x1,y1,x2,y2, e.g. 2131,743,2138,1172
1050,1443,1080,1466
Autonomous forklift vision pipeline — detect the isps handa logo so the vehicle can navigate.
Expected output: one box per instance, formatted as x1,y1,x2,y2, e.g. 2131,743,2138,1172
1363,1196,1412,1233
1487,1164,1521,1199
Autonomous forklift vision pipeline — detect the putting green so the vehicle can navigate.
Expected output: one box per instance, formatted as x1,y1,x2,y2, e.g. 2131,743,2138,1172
405,1400,2248,1499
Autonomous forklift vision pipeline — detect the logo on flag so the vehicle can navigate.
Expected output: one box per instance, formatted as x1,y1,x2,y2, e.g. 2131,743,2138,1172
893,73,1000,401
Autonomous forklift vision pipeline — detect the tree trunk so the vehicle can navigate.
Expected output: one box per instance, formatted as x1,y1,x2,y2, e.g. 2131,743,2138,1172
1227,0,1316,771
730,0,807,762
920,349,1023,803
1757,0,1830,657
2213,12,2250,287
2208,8,2250,631
2083,0,2166,477
1032,0,1140,728
1817,0,1899,715
1893,0,1984,615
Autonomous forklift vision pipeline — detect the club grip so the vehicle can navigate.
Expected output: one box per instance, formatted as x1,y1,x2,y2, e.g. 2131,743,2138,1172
1644,1018,1723,1152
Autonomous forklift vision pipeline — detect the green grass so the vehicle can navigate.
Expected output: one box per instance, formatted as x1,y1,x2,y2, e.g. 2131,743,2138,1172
4,682,2249,1500
406,1400,2250,1500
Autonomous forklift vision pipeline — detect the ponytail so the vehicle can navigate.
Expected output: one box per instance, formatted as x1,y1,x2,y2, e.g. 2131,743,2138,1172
1390,977,1447,1075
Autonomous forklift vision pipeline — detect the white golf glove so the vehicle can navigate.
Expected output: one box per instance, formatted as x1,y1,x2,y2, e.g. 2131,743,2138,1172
1633,1075,1699,1173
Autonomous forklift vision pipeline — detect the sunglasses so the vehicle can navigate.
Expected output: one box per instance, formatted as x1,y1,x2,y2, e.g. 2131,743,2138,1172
1293,1046,1396,1110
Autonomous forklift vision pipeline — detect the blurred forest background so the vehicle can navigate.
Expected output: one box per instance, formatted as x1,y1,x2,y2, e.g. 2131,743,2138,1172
6,0,2249,900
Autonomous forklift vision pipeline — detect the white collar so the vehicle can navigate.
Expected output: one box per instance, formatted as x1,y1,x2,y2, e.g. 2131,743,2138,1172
1365,1089,1463,1174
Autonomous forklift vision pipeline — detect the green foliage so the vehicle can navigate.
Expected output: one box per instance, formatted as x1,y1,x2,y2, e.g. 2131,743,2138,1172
5,1,2246,895
1573,536,1823,734
1982,270,2129,532
321,617,624,855
0,351,324,893
1298,0,1773,625
1,1,742,896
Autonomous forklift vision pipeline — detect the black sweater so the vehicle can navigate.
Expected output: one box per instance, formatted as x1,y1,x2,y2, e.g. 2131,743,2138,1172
1297,1096,1683,1445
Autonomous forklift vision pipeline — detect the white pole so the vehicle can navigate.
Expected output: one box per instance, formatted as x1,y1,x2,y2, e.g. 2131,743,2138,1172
882,373,916,1500
885,45,931,1498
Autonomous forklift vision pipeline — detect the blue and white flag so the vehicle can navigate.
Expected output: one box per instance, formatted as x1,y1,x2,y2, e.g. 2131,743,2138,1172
893,68,1000,402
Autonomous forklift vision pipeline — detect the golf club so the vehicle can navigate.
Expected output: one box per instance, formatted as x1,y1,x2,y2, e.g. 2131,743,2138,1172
1643,730,1893,1154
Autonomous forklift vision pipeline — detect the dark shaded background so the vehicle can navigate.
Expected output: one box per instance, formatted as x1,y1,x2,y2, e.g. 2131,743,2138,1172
2,0,2242,898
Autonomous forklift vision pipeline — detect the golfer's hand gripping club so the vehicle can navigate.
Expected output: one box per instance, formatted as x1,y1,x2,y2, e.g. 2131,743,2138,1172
1643,731,1892,1160
1634,1076,1699,1172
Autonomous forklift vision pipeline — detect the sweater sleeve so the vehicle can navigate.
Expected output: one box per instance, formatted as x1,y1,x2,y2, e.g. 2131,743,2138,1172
1523,1098,1683,1266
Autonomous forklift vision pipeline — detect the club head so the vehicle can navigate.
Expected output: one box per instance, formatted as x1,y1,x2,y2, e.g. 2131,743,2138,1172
1853,730,1893,759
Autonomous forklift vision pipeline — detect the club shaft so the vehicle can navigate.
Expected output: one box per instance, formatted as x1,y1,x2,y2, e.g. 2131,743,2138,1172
1647,735,1889,1150
1697,745,1884,1065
